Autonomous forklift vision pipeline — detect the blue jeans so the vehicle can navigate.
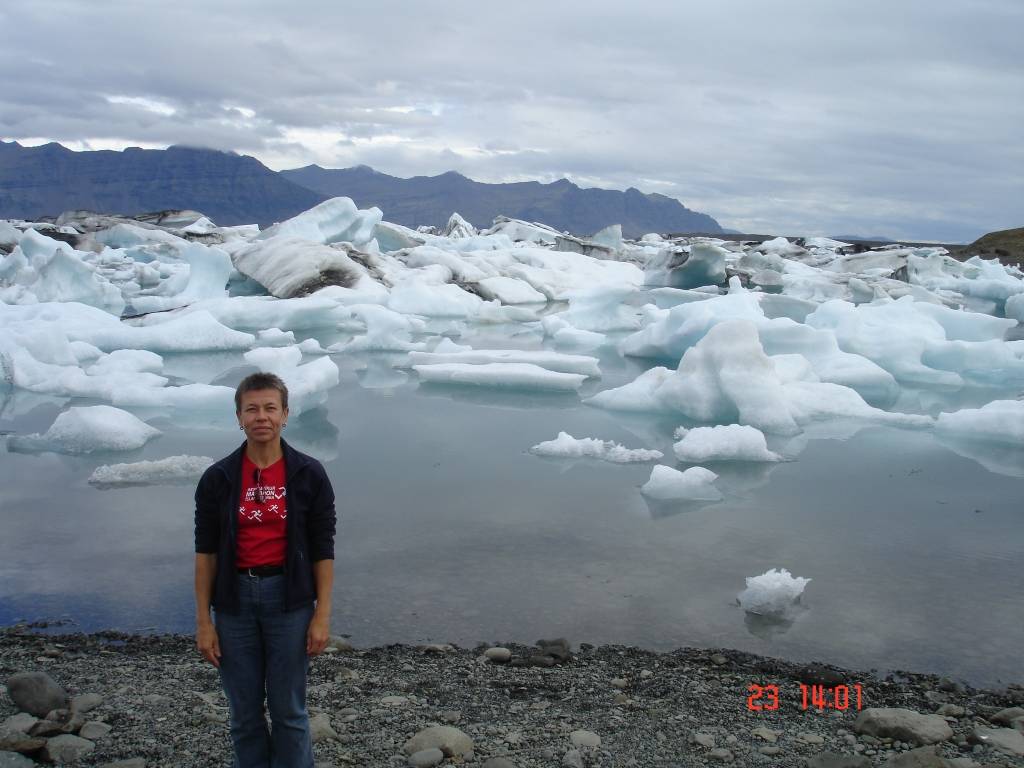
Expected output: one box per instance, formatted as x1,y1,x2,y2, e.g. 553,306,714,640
214,573,314,768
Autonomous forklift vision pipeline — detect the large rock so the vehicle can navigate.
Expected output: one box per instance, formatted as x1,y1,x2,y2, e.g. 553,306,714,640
403,726,473,758
806,754,872,768
309,713,339,743
5,672,68,717
990,707,1024,727
881,746,954,768
972,726,1024,756
40,734,94,763
408,748,445,768
0,752,35,767
854,708,953,745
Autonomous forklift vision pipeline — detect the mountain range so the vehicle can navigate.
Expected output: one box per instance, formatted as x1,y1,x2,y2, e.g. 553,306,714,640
0,141,722,238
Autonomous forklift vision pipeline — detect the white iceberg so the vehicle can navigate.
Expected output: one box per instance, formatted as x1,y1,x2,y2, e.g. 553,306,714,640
413,362,587,391
673,424,782,463
7,405,160,454
530,431,663,463
935,399,1024,446
640,464,721,501
88,455,213,487
408,349,600,377
737,568,811,617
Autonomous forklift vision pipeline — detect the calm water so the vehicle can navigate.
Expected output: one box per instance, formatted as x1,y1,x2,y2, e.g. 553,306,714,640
1,328,1022,688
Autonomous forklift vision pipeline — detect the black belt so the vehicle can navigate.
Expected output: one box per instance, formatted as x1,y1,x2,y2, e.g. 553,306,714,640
237,565,284,577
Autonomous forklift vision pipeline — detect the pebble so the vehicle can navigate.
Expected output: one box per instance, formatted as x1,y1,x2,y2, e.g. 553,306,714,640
798,731,826,745
692,732,716,748
611,677,628,689
562,748,584,768
759,746,782,756
484,647,512,663
71,692,104,714
79,720,113,739
403,725,473,758
708,747,734,762
40,733,95,763
569,729,600,747
751,727,780,743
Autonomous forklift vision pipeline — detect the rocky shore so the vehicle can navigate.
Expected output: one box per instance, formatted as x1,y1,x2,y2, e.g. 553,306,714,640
2,627,1023,768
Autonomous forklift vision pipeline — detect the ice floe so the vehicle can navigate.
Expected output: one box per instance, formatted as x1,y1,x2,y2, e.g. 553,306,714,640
7,406,160,454
640,465,721,501
672,424,782,463
737,568,811,617
88,454,213,487
530,431,663,463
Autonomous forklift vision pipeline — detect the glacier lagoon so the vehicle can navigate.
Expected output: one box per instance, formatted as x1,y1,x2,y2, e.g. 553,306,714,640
2,202,1024,688
1,332,1021,688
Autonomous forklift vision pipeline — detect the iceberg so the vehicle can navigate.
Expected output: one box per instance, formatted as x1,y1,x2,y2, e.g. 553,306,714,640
414,362,587,391
257,196,382,247
737,568,811,617
7,405,160,454
673,424,782,463
935,399,1024,446
640,465,721,501
529,431,663,463
88,455,213,487
231,237,369,299
408,349,600,377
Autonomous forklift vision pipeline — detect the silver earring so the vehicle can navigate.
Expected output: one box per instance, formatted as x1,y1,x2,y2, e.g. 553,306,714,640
239,425,244,430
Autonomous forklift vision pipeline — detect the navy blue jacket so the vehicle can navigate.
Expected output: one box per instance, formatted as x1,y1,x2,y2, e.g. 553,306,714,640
194,439,336,614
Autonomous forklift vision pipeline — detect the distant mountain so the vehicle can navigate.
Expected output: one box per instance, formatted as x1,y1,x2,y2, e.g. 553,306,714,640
281,164,722,238
0,141,326,227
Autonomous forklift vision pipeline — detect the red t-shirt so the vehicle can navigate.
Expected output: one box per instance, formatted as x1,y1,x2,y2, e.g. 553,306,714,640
236,454,288,568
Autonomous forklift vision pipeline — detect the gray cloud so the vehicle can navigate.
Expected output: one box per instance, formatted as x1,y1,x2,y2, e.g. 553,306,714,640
2,0,1021,241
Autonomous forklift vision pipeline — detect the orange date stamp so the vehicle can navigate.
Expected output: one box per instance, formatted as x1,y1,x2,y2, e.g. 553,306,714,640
747,683,864,711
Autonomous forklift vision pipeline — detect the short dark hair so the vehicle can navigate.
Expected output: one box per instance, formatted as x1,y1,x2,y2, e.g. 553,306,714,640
235,372,289,412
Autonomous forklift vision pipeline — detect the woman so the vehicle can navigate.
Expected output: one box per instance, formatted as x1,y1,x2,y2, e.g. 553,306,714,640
194,372,336,768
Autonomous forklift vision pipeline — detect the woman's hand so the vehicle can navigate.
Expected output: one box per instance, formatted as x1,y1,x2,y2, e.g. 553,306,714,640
306,612,330,656
196,621,221,668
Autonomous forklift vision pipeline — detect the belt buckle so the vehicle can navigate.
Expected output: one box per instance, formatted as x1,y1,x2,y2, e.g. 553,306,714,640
247,567,257,578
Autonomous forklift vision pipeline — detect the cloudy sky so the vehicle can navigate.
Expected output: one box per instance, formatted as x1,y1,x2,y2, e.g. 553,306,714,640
2,0,1021,242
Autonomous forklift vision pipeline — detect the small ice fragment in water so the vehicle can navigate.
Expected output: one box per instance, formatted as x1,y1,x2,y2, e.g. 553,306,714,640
737,568,811,617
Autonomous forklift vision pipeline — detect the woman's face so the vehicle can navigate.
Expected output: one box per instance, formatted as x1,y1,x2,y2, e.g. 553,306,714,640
237,388,289,444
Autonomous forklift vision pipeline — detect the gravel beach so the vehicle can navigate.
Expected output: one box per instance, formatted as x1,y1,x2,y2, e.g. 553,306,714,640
2,627,1023,768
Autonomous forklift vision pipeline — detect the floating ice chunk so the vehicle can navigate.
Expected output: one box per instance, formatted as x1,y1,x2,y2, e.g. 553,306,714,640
232,237,368,299
256,328,297,347
591,320,932,434
182,295,352,331
313,280,391,306
530,431,662,463
557,285,642,332
85,349,163,376
640,465,721,501
757,237,807,257
0,229,125,314
180,217,218,235
388,281,483,317
7,405,160,454
1006,293,1024,323
912,301,1015,342
737,568,811,617
88,455,213,487
803,237,852,249
546,319,607,350
332,304,427,352
668,242,727,289
476,276,547,304
129,242,233,313
433,337,472,353
0,221,21,246
620,284,764,360
484,216,561,245
935,400,1024,446
404,245,490,282
590,224,623,252
82,310,255,352
826,251,906,277
640,232,665,243
258,197,382,247
92,222,188,250
414,362,586,391
409,349,600,377
443,212,478,239
673,425,782,462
